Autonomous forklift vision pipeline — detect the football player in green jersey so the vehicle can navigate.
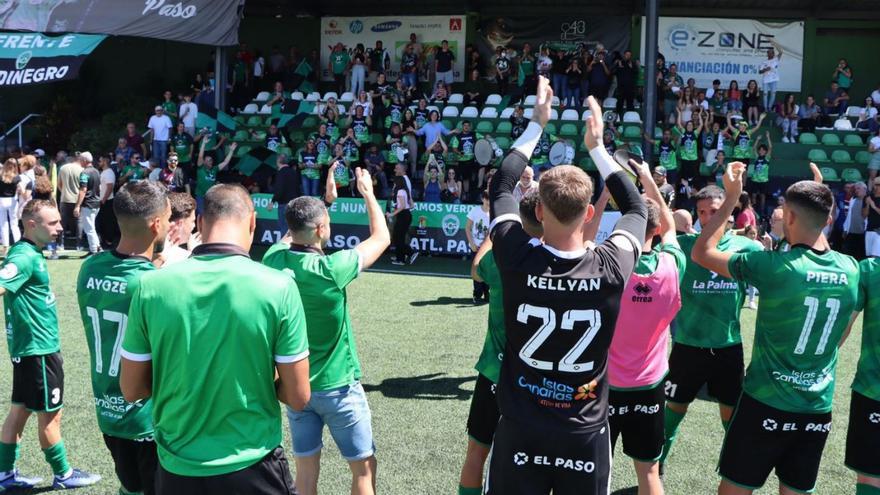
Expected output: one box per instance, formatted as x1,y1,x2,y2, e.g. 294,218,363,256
120,184,310,494
458,192,543,495
660,185,762,469
263,167,388,495
0,200,101,491
844,257,880,495
694,163,860,495
76,181,170,495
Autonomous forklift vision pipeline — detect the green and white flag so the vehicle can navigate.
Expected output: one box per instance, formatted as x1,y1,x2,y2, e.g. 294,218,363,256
0,32,105,87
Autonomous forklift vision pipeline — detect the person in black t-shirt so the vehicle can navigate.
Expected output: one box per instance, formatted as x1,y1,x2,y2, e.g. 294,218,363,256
614,50,639,117
485,77,647,495
494,46,511,96
435,40,456,88
509,106,528,139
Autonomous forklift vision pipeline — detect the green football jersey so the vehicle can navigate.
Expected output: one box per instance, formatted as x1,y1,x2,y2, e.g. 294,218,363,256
262,246,362,391
122,248,309,476
729,246,860,413
171,133,193,163
749,156,770,183
0,240,59,357
733,129,752,159
679,131,699,161
853,258,880,401
76,252,155,440
675,233,762,348
475,251,505,384
195,165,216,197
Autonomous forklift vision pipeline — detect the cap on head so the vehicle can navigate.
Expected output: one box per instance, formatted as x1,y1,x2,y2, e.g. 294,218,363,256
653,166,667,176
79,151,93,163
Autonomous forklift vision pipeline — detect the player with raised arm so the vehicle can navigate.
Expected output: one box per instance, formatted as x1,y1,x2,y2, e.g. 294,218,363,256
692,163,860,495
844,256,880,495
586,161,685,495
76,182,171,495
484,76,647,495
458,193,543,495
659,184,763,470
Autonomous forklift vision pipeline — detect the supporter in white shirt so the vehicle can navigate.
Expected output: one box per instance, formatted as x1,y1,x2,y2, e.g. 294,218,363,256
512,165,539,203
147,106,173,168
758,45,782,111
179,94,199,136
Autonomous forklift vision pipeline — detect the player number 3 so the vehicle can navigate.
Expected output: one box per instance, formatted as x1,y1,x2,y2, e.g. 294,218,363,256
516,304,602,373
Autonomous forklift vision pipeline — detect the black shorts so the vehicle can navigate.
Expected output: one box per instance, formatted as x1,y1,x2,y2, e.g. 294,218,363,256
719,393,832,493
458,160,476,181
609,385,665,462
466,374,499,446
665,343,743,407
155,446,295,495
845,390,880,477
11,352,64,412
103,435,158,495
747,180,771,195
486,416,611,495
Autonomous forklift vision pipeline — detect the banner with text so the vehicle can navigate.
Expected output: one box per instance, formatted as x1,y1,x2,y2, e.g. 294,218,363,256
0,0,242,46
253,195,622,255
320,16,468,83
642,17,804,91
477,16,631,77
0,32,105,87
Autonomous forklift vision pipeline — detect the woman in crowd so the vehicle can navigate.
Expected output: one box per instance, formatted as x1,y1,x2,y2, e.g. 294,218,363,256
727,80,742,115
330,144,354,197
387,175,416,265
676,86,698,125
0,159,23,255
299,139,322,197
423,163,444,203
743,79,762,126
350,43,368,96
564,58,582,108
444,167,463,204
355,90,372,117
832,58,853,93
868,126,880,184
779,93,800,143
320,107,341,142
735,192,758,229
464,69,484,108
856,96,878,132
431,81,449,105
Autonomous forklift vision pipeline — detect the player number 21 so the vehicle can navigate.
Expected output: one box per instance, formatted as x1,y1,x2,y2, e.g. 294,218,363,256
516,304,601,372
795,297,840,355
85,307,128,377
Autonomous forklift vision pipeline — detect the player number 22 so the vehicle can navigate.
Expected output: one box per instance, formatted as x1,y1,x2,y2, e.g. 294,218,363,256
795,297,840,355
516,304,601,372
85,307,128,377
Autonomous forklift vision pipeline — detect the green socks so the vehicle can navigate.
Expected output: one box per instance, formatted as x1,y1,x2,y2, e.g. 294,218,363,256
42,440,71,477
857,484,880,495
459,486,482,495
660,406,686,463
0,442,19,473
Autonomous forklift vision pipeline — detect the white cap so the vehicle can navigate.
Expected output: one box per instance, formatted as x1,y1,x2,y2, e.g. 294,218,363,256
79,151,93,163
34,148,45,157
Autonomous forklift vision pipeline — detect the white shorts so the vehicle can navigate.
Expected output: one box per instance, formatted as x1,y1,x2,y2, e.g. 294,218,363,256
866,231,880,257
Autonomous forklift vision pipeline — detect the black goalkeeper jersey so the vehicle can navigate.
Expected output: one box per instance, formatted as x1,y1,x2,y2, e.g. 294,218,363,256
490,148,643,433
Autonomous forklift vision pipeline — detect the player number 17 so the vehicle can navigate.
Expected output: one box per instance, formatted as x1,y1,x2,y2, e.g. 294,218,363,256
516,304,601,373
85,307,128,377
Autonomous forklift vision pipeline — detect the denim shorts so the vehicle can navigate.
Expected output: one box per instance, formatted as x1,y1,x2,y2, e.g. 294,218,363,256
287,382,375,461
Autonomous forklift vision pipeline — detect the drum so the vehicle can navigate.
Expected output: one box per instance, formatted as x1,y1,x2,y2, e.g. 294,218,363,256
474,137,500,166
548,140,575,166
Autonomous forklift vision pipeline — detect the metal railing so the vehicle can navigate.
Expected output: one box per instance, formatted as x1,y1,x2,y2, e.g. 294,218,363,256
1,113,42,152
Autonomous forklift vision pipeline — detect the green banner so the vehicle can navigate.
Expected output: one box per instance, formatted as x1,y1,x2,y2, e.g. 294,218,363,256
0,32,106,87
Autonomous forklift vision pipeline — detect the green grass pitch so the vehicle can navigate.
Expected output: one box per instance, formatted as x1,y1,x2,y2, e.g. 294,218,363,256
0,256,864,494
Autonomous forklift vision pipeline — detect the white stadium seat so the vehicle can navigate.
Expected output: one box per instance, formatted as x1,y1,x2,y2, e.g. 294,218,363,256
306,92,321,102
845,106,862,118
322,91,338,101
339,92,355,102
500,107,515,119
524,108,534,119
258,104,272,115
442,106,459,117
485,94,503,106
291,91,304,101
551,96,561,106
602,97,617,109
581,110,593,121
241,103,259,114
481,107,499,119
460,106,479,118
337,104,346,115
623,111,642,124
427,105,440,115
447,93,464,104
524,95,537,106
254,91,270,102
561,109,579,121
834,118,854,131
549,109,558,120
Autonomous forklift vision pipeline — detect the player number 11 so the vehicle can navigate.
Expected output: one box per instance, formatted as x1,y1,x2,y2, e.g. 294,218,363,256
795,297,840,355
85,306,128,377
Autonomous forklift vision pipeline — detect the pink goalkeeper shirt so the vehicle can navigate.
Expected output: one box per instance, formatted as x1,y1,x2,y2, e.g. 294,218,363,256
608,251,682,389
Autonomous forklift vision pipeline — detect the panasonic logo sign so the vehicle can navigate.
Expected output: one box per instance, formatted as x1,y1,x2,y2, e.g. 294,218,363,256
371,21,401,32
142,0,197,19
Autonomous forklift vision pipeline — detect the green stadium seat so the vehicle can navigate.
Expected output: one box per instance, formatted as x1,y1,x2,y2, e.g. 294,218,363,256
831,150,853,163
246,116,263,127
842,168,864,183
476,121,494,134
495,121,512,135
442,119,454,130
544,123,558,136
302,116,318,128
233,130,249,141
844,134,864,147
821,134,842,146
277,146,292,157
723,145,734,157
235,145,251,157
252,131,267,141
559,123,579,137
234,115,247,126
855,150,871,165
798,133,818,145
807,149,829,163
820,167,840,182
623,126,642,139
290,131,305,143
494,136,511,150
654,127,663,139
578,157,596,171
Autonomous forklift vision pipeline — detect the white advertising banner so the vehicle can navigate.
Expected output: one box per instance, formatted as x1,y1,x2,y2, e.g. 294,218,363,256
642,17,804,91
320,16,468,83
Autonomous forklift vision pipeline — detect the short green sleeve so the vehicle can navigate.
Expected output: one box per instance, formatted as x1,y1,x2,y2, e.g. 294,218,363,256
856,260,869,312
121,285,152,360
274,281,309,362
728,250,766,288
0,254,33,294
327,249,361,289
